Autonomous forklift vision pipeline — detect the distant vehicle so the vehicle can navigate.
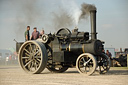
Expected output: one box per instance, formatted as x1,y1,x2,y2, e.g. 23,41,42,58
113,48,128,67
124,48,128,53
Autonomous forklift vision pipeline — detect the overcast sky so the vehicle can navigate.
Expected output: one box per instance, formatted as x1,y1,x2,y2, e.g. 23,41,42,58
0,0,128,50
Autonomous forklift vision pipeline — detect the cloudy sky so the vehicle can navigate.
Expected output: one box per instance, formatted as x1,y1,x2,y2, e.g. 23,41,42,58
0,0,128,50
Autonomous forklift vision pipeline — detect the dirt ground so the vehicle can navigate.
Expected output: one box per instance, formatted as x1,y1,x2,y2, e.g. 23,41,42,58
0,65,128,85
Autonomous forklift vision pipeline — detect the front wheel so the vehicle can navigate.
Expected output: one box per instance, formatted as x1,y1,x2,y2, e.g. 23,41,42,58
76,53,97,76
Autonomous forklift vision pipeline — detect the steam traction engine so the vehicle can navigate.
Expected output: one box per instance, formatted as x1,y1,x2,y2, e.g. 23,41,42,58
16,10,110,75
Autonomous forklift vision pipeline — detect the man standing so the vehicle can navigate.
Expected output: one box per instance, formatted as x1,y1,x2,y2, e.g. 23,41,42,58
24,26,30,41
106,50,112,59
106,50,113,66
40,29,45,37
31,27,40,40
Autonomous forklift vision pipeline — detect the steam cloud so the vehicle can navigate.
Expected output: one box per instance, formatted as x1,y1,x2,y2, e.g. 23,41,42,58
1,0,97,44
15,0,97,33
0,0,97,50
52,8,73,30
52,1,96,30
15,0,44,39
80,3,97,20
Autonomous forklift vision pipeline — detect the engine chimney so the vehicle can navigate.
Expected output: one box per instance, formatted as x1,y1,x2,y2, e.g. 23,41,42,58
90,10,97,40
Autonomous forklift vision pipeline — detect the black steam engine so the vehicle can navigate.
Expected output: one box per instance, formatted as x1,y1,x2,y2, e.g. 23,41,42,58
16,10,110,75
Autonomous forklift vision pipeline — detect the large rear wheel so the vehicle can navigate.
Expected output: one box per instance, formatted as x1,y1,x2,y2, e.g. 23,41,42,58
46,45,68,73
18,41,48,74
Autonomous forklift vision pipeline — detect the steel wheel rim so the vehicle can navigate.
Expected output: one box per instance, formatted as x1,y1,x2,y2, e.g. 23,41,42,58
18,41,45,73
76,53,97,75
98,53,110,74
79,56,92,73
46,46,68,73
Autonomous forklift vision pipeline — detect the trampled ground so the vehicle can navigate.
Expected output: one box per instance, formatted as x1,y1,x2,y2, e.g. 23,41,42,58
0,66,128,85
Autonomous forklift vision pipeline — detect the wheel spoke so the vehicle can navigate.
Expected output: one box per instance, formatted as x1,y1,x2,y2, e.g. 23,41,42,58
24,48,30,54
102,65,106,70
35,63,38,70
37,58,41,62
79,64,84,68
32,45,38,55
35,59,40,66
48,52,51,56
25,59,30,63
99,66,101,73
29,43,33,53
35,45,38,50
30,61,33,70
84,67,87,73
34,54,41,59
37,51,41,56
35,46,39,51
33,61,37,70
25,53,30,57
82,57,86,63
85,58,92,65
22,57,29,59
28,62,32,71
24,60,32,67
34,50,40,56
47,50,50,54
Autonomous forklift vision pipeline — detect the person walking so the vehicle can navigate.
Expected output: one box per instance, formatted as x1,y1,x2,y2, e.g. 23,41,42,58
31,27,40,40
24,26,30,41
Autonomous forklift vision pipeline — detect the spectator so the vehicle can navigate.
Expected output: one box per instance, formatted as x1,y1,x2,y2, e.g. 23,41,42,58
0,55,1,61
9,55,12,60
102,49,105,54
31,27,40,40
40,29,45,37
24,26,30,41
106,50,112,60
5,56,9,65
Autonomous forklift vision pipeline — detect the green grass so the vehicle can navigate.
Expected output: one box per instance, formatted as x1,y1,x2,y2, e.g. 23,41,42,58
110,67,128,70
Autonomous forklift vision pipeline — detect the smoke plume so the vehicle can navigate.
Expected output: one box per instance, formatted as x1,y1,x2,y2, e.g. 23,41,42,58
51,1,97,30
0,0,97,49
52,8,73,30
80,3,97,20
14,0,44,40
14,0,97,33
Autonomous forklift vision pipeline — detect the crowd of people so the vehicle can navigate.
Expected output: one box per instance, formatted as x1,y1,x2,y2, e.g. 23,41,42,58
24,26,45,41
0,55,18,66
